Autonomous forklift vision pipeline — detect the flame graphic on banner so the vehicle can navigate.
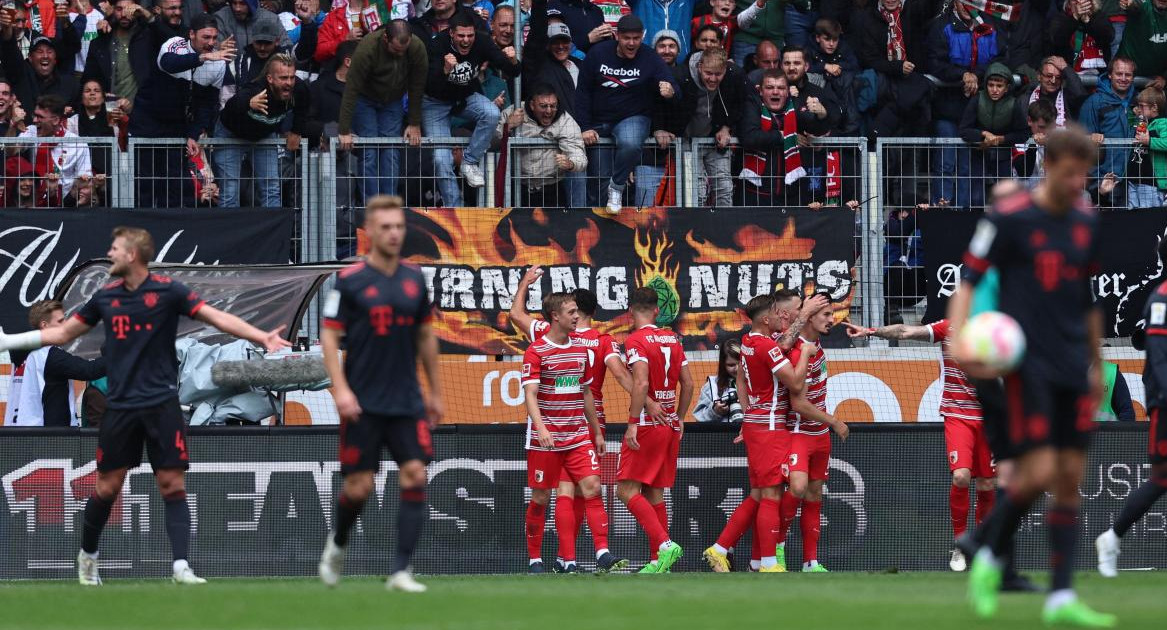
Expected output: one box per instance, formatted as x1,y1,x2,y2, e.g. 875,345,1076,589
633,218,682,325
686,219,816,263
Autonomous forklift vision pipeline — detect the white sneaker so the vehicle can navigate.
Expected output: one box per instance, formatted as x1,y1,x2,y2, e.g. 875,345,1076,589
1096,528,1120,578
949,546,967,572
460,162,485,187
77,550,102,586
172,560,207,585
319,534,346,587
605,186,622,215
386,569,427,593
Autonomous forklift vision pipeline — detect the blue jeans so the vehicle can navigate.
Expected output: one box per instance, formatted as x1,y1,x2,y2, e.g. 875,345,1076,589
587,115,651,205
784,5,818,48
212,120,281,208
731,39,757,69
422,93,499,206
931,119,975,208
1128,182,1163,209
353,96,405,199
634,164,664,207
564,170,588,208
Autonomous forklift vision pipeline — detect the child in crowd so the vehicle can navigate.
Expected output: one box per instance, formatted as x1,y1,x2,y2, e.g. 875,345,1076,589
691,0,763,54
808,17,860,134
958,62,1028,204
1129,86,1167,208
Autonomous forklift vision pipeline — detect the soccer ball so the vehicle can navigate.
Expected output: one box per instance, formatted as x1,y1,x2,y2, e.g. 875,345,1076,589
956,311,1026,373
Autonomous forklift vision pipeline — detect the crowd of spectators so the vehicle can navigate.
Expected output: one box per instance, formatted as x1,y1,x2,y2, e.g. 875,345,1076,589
2,0,1167,211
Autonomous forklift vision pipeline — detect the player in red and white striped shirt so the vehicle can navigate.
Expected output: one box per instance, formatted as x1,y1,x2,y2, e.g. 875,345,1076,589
520,291,627,574
846,318,996,572
510,268,647,572
616,287,692,573
703,293,838,573
776,296,849,572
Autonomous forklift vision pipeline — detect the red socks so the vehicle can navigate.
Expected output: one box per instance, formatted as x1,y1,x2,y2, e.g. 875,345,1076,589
757,498,781,558
555,495,576,561
525,502,547,561
975,489,995,526
950,485,970,538
716,496,759,549
778,492,801,546
573,494,587,537
627,494,668,552
801,500,822,564
584,495,609,552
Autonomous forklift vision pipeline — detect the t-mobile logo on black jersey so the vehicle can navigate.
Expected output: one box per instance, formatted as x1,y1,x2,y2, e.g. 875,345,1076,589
599,64,641,88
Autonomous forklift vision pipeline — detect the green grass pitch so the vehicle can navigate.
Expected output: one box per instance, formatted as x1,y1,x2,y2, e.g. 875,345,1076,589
0,572,1161,630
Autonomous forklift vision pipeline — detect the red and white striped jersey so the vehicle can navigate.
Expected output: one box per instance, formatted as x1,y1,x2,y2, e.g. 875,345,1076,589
521,336,593,451
624,325,687,431
788,337,829,435
527,319,624,412
927,319,983,422
740,332,791,430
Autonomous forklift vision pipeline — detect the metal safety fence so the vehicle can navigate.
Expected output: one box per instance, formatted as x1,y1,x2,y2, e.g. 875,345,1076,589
4,135,1161,341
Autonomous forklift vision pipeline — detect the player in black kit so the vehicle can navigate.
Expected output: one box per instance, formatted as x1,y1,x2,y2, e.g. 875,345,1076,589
1095,237,1167,578
948,128,1115,628
0,227,291,586
317,195,444,593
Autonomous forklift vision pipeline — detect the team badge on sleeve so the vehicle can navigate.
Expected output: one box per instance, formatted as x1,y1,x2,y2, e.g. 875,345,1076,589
522,363,532,378
1152,302,1166,326
768,347,783,362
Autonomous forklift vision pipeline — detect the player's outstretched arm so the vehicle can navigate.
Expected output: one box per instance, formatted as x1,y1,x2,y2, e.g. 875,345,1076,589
866,323,933,342
321,327,361,423
40,317,93,348
194,305,292,353
417,323,444,427
776,294,829,351
508,265,543,340
0,316,92,352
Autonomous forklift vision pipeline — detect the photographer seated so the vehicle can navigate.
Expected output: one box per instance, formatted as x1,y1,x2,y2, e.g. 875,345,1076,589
693,339,743,423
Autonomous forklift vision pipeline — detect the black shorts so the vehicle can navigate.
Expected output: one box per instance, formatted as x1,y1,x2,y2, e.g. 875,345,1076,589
1149,408,1167,465
1001,369,1094,455
339,414,433,474
973,377,1013,462
97,398,189,472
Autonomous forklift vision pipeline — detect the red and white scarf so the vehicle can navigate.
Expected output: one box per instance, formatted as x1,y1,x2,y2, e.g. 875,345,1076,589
1029,86,1066,127
880,4,906,62
739,99,805,187
957,0,1021,22
32,123,66,179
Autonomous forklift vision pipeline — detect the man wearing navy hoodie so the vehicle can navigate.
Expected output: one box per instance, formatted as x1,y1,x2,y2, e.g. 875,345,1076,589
577,14,678,214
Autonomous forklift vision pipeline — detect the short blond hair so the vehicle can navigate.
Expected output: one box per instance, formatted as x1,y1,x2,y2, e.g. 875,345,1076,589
28,300,63,329
112,226,155,263
365,195,404,214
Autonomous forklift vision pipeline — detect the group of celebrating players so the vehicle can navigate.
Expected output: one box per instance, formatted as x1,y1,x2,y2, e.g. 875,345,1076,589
509,262,850,575
6,125,1167,628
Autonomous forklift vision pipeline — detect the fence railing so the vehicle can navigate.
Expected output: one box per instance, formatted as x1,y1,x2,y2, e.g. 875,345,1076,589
4,134,1161,341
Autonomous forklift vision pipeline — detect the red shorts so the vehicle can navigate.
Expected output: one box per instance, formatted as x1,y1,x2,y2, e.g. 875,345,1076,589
944,417,995,478
742,422,791,488
528,444,600,489
788,432,831,481
617,424,681,488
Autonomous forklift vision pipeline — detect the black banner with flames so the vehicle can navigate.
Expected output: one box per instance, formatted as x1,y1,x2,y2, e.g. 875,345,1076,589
397,207,858,353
